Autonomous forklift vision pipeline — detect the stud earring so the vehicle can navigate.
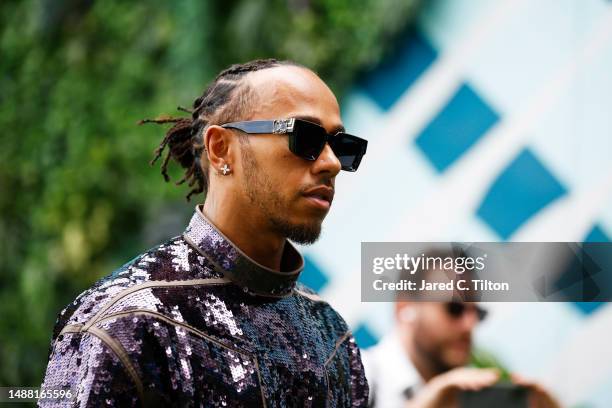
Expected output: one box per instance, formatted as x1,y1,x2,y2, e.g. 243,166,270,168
220,163,231,175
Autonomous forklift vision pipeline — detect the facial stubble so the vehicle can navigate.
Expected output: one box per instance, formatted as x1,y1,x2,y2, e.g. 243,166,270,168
240,142,323,245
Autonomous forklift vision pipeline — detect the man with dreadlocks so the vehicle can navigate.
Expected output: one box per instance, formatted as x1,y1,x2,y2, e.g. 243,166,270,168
40,59,369,407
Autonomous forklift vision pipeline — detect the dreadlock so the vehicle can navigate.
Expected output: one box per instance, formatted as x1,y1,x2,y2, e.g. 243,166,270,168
138,58,300,201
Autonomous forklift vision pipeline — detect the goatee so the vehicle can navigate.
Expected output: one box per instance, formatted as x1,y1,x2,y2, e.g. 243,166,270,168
270,217,322,245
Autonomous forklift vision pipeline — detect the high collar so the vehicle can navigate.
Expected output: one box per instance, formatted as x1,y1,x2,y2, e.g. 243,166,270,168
183,205,304,297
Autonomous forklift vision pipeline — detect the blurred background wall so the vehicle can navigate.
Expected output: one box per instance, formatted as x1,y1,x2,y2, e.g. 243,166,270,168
1,0,611,407
306,1,612,407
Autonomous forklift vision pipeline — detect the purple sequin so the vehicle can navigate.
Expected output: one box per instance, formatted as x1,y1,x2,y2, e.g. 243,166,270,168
39,205,368,407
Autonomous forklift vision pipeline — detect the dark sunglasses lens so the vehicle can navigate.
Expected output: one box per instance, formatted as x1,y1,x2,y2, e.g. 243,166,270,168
446,302,465,318
476,307,488,322
446,302,487,321
290,120,327,160
330,134,367,171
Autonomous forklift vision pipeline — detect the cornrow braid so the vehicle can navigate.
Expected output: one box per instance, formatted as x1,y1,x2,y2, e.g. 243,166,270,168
138,58,301,201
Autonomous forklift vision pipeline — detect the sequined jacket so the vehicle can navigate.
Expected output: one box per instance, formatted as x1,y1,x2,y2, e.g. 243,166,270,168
40,206,369,407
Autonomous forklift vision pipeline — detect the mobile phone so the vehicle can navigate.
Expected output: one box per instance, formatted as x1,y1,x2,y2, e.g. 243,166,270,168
459,383,528,408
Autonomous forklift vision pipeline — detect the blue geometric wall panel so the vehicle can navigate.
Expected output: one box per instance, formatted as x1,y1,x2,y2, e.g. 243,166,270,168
571,225,611,314
353,322,379,349
360,30,437,110
573,302,605,315
298,255,330,293
476,149,567,240
584,225,611,243
415,83,499,172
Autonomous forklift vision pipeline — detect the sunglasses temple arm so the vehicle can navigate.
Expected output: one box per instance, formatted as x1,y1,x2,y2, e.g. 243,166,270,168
222,121,275,134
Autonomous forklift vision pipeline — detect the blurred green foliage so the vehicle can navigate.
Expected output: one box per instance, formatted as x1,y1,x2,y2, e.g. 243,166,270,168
470,349,512,382
0,0,419,386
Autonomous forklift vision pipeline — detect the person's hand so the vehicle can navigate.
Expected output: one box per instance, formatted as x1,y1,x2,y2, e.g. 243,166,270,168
511,374,562,408
404,367,500,408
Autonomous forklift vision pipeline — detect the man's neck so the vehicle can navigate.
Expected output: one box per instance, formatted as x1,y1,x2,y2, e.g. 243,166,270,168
201,195,286,271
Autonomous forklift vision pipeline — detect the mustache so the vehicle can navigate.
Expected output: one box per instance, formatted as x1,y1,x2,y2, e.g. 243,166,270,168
452,333,472,344
299,179,334,194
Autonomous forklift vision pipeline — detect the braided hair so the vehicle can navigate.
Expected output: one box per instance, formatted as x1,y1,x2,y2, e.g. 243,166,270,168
139,58,300,201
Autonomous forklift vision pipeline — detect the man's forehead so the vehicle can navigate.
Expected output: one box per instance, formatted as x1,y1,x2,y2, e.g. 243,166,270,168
245,66,342,129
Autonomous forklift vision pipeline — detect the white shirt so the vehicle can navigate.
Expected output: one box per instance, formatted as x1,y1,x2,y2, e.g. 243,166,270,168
361,330,425,408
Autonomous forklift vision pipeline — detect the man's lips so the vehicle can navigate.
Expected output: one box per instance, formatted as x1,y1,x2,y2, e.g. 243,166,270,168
302,186,334,209
450,338,471,351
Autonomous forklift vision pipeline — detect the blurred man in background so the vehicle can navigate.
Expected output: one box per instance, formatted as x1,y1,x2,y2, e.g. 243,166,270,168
363,248,561,408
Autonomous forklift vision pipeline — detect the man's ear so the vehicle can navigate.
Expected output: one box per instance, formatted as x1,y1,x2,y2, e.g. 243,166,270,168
396,301,417,324
204,125,231,172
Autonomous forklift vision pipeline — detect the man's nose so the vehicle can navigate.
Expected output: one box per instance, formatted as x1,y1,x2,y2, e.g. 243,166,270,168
312,143,341,176
460,309,481,330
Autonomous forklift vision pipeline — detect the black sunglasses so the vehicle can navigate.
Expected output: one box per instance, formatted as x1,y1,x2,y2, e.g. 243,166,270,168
220,118,368,171
445,302,488,322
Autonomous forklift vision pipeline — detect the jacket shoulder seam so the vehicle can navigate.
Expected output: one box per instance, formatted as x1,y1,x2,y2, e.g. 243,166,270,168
324,330,353,367
81,277,231,331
